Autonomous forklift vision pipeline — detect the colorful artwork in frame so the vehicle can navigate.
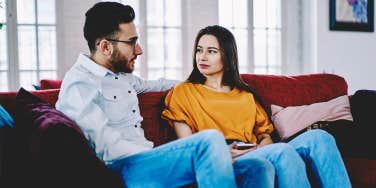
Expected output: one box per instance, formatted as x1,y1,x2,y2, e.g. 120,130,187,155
330,0,374,32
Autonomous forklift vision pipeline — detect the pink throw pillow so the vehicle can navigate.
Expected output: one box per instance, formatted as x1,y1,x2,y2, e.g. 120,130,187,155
271,95,353,140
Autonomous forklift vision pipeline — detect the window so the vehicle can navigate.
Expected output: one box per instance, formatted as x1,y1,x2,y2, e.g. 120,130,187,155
109,0,183,80
0,0,57,91
146,0,182,80
219,0,282,74
0,0,7,91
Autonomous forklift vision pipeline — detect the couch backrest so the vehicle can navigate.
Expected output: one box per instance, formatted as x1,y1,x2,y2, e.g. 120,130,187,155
241,73,348,113
0,73,348,146
0,89,175,146
0,89,60,117
40,79,62,90
137,92,176,146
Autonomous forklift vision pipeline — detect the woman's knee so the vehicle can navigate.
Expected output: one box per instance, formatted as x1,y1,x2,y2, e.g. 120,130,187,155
270,143,296,155
246,158,274,173
263,143,304,163
234,157,275,178
303,129,336,146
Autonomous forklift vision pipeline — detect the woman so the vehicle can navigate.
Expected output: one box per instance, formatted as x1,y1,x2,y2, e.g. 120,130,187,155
162,25,351,187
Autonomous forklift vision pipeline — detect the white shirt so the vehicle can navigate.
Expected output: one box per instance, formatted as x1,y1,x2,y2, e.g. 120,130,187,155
56,53,178,164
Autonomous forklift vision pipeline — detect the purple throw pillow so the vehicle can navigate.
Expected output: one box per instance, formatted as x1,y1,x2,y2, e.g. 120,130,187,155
15,88,85,136
13,88,124,188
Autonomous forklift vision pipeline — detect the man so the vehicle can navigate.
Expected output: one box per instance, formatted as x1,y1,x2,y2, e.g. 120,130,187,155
56,2,245,187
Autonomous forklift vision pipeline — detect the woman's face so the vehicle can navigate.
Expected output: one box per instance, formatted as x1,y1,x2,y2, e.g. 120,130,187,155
195,34,224,77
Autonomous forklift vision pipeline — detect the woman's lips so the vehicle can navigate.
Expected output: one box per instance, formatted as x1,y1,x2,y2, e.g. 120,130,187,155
198,64,209,69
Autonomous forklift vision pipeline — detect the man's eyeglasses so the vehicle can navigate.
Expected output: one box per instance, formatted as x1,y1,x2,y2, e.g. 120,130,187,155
105,38,138,48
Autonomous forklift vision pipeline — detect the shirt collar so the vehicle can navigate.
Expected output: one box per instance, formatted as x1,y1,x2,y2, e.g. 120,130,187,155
77,53,115,78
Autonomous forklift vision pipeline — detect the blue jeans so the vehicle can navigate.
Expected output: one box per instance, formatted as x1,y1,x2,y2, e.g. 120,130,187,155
236,129,351,188
109,130,274,188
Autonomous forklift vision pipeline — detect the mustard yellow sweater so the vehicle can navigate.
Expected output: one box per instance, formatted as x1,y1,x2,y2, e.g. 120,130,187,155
162,82,273,143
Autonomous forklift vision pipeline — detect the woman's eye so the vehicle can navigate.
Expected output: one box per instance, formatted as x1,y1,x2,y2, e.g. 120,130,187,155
196,49,203,53
208,50,217,54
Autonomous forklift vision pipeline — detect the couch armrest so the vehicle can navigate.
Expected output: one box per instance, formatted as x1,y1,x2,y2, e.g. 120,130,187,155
0,127,5,177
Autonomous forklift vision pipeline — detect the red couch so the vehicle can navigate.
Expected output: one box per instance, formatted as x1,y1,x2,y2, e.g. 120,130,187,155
1,73,375,188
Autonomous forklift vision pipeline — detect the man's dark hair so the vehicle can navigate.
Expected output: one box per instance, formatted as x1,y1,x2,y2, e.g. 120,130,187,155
84,2,135,52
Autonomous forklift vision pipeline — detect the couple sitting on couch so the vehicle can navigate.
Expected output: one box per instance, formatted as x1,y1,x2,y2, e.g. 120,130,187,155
56,2,351,187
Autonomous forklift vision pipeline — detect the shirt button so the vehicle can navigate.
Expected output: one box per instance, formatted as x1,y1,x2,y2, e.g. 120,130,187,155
134,125,137,128
132,109,136,113
115,77,118,79
113,96,116,99
128,90,131,93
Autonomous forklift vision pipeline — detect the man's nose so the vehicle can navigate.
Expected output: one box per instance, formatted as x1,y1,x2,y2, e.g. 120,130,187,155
135,43,143,55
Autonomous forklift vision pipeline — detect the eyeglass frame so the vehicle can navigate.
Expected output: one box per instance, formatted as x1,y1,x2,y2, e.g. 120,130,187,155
105,38,138,48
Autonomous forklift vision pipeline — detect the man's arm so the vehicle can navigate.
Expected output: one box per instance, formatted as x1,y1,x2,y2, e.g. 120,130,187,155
130,74,179,94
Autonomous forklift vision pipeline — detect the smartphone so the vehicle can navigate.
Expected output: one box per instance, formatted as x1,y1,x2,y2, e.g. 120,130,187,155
236,143,257,150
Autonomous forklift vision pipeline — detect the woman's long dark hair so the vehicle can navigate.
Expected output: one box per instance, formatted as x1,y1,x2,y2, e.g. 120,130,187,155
187,25,266,112
187,25,279,140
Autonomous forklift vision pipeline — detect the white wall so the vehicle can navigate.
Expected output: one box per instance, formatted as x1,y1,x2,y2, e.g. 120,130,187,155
56,1,301,79
312,1,376,94
56,0,218,80
56,0,97,79
56,1,376,94
181,0,218,79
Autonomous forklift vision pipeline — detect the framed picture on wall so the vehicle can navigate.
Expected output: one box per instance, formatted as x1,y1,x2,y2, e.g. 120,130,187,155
330,0,374,32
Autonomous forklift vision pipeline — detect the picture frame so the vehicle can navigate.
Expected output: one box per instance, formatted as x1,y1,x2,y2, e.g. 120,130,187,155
330,0,374,32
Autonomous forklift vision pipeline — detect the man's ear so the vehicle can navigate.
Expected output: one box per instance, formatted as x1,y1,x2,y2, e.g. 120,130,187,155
97,39,113,56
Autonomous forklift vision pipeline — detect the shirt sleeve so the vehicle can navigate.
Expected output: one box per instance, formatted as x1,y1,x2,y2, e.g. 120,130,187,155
253,101,274,136
56,81,150,164
130,74,179,94
161,87,195,130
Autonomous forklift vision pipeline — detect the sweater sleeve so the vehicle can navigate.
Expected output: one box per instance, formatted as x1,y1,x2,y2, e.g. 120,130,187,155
161,86,195,130
253,101,274,136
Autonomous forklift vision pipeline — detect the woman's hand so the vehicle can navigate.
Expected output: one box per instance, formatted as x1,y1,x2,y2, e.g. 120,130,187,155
257,133,273,147
228,142,257,160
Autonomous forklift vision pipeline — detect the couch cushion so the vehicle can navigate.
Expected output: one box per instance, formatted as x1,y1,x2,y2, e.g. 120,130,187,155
11,88,124,188
0,89,60,118
15,88,84,135
138,91,176,146
350,90,376,130
0,105,14,180
271,95,353,140
40,79,62,90
241,73,348,113
346,89,376,159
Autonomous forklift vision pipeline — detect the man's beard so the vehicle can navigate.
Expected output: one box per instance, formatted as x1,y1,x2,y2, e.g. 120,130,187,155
109,48,133,73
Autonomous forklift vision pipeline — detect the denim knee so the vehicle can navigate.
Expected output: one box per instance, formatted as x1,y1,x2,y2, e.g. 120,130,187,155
270,143,295,155
234,156,275,186
304,129,336,146
195,130,227,150
268,143,302,161
196,129,226,144
237,157,275,174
